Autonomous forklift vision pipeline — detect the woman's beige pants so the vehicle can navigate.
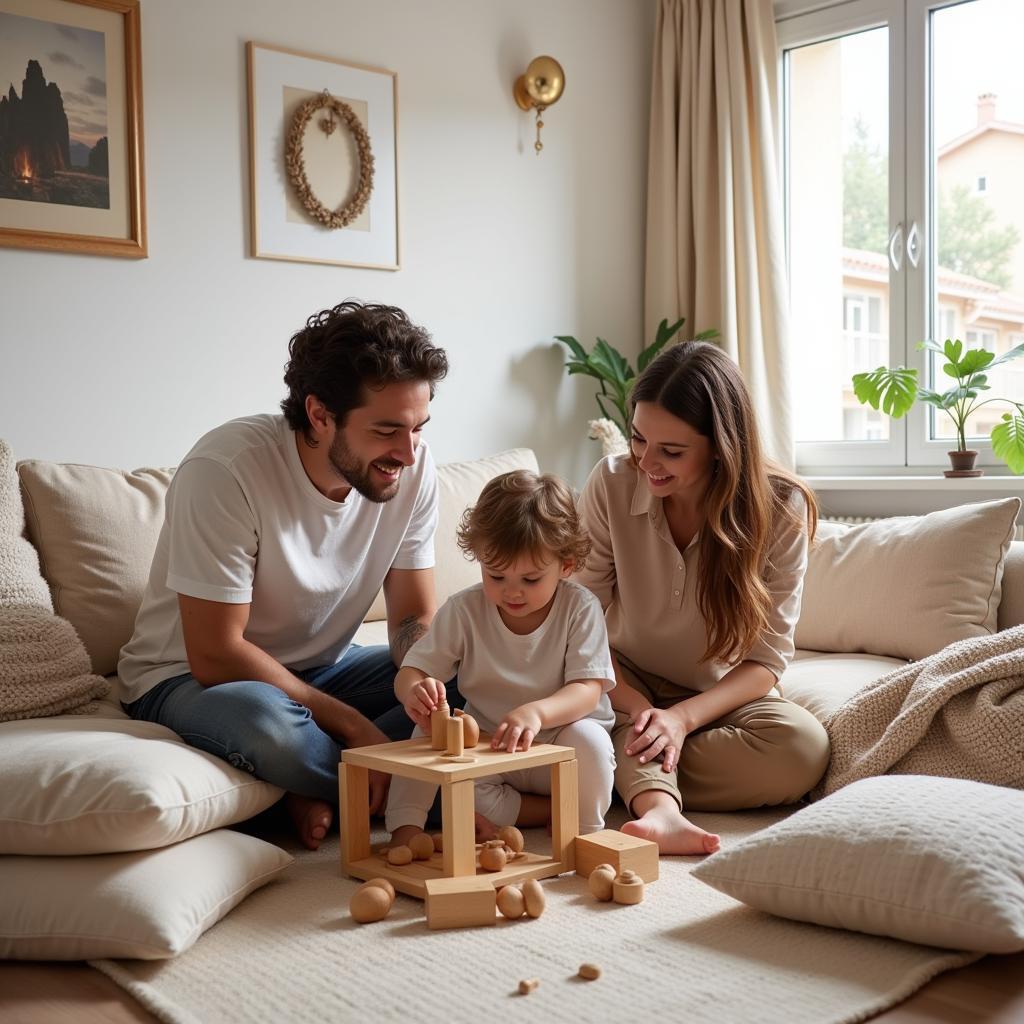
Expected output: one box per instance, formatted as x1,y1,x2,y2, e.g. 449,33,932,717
613,656,830,813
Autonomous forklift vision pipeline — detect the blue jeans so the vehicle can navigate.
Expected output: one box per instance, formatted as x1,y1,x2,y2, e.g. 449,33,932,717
124,644,460,805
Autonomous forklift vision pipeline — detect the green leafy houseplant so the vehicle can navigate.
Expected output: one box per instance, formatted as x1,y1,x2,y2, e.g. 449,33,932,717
852,337,1024,474
557,317,719,440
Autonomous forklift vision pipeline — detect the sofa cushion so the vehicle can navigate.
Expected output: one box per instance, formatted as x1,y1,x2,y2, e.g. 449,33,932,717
0,716,283,855
999,542,1024,631
796,498,1021,661
17,460,174,676
692,775,1024,953
0,829,292,960
0,439,52,612
364,447,540,622
784,651,905,722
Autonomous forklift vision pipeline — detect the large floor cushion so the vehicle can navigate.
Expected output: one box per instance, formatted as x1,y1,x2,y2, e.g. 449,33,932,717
784,651,905,722
0,714,283,855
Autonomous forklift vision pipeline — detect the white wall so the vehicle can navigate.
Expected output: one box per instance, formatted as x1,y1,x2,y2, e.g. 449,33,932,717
0,0,654,485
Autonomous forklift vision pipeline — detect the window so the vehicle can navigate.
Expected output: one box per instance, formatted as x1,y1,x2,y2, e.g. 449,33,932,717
779,0,1024,472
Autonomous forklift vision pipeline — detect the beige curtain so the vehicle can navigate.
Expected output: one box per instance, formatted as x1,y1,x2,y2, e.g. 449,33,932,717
646,0,793,466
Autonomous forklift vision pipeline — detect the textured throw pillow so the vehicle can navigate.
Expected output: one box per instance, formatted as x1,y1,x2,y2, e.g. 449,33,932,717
0,716,283,855
692,775,1024,953
0,829,292,959
796,498,1021,661
17,459,174,676
0,607,108,721
364,447,539,621
0,440,52,612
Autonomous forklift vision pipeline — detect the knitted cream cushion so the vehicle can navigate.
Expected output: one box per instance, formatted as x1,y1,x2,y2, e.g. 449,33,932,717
796,498,1020,661
692,775,1024,953
0,439,51,611
0,829,292,959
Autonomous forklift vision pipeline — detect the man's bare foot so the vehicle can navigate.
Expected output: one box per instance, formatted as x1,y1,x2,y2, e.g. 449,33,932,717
390,824,425,849
285,793,333,851
621,791,720,856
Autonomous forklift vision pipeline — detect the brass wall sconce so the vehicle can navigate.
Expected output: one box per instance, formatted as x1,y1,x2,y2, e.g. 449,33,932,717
513,56,565,155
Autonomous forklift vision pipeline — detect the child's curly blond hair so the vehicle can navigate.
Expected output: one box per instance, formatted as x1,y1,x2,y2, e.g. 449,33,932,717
456,470,591,572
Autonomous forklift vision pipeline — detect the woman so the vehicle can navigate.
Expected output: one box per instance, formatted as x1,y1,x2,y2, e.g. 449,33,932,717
575,341,830,855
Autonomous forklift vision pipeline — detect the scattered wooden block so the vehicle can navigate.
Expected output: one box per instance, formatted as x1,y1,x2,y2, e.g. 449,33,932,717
424,876,496,930
574,830,659,883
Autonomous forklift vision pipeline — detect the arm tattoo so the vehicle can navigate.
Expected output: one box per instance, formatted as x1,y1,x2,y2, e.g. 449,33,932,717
392,615,428,664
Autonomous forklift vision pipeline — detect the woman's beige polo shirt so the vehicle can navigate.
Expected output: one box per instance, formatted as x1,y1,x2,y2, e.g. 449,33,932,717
574,455,809,692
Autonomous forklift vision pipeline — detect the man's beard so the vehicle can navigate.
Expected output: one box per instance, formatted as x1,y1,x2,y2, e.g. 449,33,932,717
328,433,402,504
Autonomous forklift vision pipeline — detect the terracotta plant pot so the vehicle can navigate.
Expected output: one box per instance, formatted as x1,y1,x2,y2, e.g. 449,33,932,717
944,449,983,478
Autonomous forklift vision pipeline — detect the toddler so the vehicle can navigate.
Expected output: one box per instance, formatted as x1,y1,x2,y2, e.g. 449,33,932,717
385,469,616,847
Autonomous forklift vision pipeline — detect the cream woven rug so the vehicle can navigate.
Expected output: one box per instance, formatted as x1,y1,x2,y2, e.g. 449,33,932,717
91,807,978,1024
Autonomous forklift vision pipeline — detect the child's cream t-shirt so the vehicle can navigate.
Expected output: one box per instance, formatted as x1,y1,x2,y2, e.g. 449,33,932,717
402,579,615,742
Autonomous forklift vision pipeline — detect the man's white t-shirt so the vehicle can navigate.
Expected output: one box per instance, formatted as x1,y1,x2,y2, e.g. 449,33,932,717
118,414,438,703
401,579,616,743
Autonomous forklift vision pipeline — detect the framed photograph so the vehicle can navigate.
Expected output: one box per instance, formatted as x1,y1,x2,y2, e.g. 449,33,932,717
0,0,145,257
247,42,399,270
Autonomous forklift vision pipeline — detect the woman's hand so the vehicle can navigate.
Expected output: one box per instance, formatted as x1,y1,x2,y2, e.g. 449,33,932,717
624,705,689,773
399,676,446,730
492,703,544,752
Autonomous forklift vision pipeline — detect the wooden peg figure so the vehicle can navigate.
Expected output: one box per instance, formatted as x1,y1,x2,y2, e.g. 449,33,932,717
431,698,450,750
445,715,464,757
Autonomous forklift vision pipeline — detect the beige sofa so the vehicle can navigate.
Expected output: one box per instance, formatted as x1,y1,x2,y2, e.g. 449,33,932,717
1,442,1021,959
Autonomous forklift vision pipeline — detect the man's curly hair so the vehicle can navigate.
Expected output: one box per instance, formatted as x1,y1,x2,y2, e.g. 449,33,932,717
456,470,591,571
281,300,448,438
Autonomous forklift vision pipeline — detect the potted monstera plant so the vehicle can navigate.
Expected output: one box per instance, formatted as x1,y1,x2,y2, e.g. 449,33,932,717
852,337,1024,476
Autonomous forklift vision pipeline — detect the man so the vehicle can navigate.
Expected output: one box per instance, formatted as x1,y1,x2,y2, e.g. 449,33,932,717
119,301,451,849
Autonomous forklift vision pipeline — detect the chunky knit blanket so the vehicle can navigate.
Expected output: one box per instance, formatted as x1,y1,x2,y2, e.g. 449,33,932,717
813,625,1024,799
0,438,108,721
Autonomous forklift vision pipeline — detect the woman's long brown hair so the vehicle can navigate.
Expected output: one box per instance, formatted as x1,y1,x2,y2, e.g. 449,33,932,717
630,341,817,665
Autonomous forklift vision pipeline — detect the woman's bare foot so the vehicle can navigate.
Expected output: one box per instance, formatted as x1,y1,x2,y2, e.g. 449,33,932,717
284,793,333,851
621,791,720,856
390,824,425,849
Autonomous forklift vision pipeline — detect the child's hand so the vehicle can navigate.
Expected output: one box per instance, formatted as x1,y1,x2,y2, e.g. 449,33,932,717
401,677,446,730
492,704,544,752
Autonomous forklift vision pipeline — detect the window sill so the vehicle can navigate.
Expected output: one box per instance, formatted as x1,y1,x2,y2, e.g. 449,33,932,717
806,475,1024,493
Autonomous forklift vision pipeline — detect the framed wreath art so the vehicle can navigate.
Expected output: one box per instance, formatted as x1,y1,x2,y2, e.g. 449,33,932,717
247,43,399,269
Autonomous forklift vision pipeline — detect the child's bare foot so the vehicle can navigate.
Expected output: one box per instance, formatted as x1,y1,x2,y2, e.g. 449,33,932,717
284,793,333,850
621,791,720,856
474,813,498,841
390,824,425,849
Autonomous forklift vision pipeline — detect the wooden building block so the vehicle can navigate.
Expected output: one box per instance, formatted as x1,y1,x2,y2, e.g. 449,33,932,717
574,830,659,883
424,876,496,930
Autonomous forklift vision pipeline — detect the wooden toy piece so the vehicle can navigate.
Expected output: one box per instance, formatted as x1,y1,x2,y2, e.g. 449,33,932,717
454,708,480,747
480,845,508,871
430,832,444,852
578,963,602,981
496,825,525,853
424,875,496,930
588,863,616,901
363,877,395,903
430,699,450,750
445,716,464,757
521,877,545,918
350,883,392,923
612,869,644,905
574,829,659,883
496,885,526,919
386,845,413,866
408,832,435,861
518,979,539,995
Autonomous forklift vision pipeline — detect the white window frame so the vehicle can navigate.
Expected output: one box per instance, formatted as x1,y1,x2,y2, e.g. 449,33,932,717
778,0,1005,474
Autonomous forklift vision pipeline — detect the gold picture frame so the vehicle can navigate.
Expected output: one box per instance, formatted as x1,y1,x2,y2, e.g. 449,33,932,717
247,42,399,270
0,0,146,258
